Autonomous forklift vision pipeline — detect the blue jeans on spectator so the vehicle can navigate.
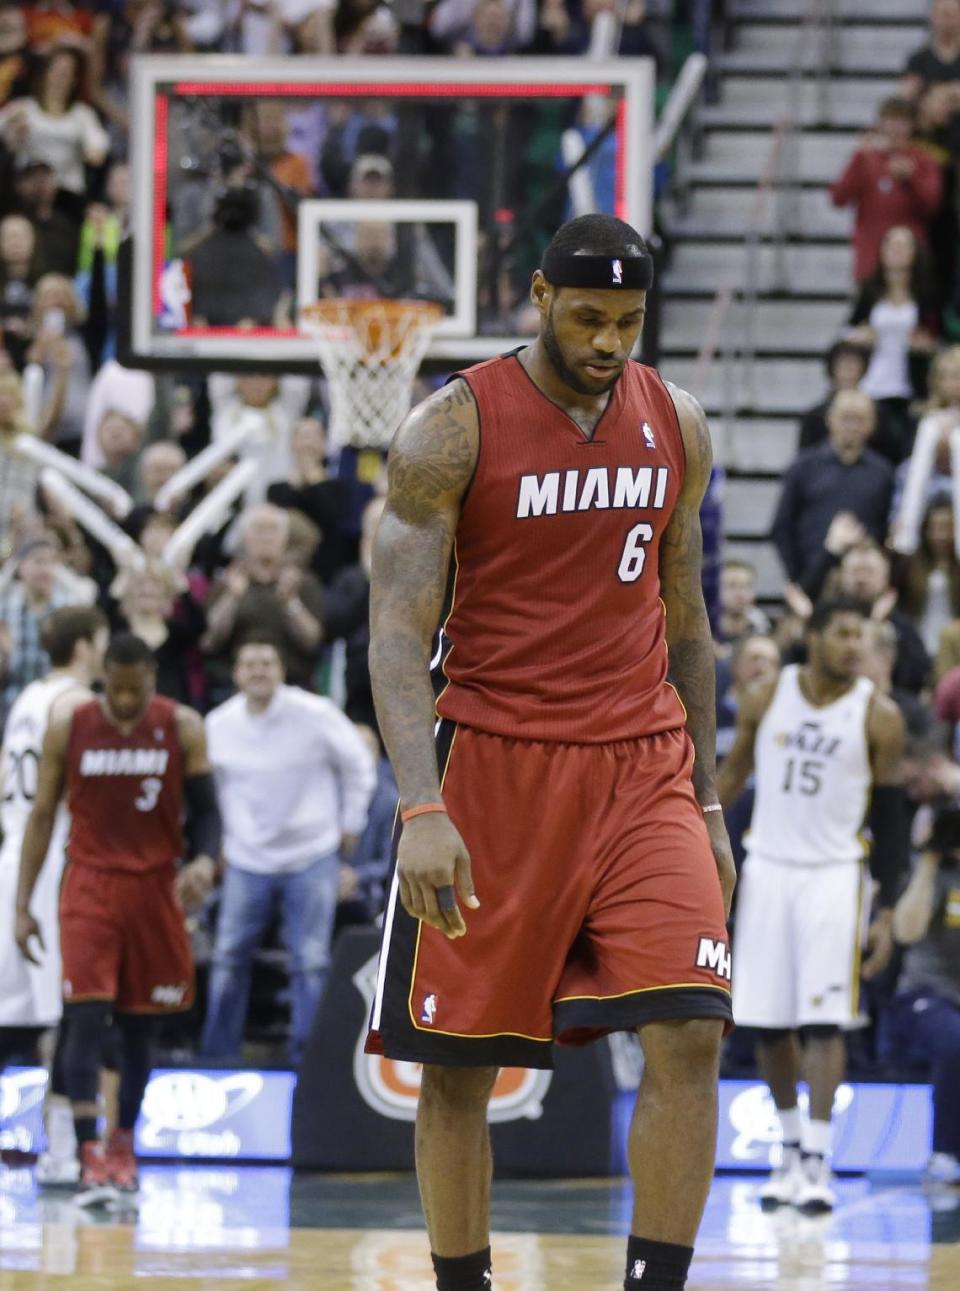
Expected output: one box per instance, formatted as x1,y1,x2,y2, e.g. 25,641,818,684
201,852,340,1065
893,989,960,1157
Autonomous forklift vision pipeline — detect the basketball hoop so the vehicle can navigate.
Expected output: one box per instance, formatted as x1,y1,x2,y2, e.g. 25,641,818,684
301,299,445,450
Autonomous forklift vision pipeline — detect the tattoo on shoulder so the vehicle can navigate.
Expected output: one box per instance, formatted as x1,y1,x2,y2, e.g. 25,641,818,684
664,381,713,484
387,380,478,525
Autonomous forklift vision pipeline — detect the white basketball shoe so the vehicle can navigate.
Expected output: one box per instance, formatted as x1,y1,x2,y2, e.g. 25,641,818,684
759,1145,805,1208
35,1099,80,1188
796,1153,837,1213
926,1152,960,1185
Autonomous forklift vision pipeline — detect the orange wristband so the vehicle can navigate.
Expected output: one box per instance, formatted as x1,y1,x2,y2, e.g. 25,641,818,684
400,802,447,824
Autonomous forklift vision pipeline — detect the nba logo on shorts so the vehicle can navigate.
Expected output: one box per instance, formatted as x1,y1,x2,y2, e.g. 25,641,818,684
631,1259,647,1279
421,993,438,1024
611,258,623,285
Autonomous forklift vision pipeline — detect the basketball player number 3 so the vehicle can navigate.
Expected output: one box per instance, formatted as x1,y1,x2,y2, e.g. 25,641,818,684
135,776,163,812
617,523,654,583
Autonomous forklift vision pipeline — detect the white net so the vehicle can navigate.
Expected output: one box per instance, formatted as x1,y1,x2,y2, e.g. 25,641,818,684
301,299,445,450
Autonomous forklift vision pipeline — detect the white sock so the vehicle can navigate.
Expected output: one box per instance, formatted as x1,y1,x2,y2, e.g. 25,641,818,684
777,1106,803,1147
802,1118,833,1158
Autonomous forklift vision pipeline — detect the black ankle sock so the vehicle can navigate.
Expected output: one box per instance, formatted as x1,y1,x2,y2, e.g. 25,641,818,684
624,1235,694,1289
431,1247,492,1290
73,1116,98,1146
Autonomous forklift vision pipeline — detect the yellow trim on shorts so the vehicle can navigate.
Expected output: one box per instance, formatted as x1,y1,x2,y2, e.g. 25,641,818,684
849,861,865,1017
554,981,732,1003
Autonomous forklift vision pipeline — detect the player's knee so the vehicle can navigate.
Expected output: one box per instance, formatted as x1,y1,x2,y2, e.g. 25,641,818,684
640,1017,724,1082
798,1024,841,1044
418,1064,499,1114
61,1002,112,1099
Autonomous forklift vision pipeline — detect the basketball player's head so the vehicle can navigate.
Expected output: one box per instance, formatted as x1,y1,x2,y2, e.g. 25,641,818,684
531,214,651,396
233,634,285,707
41,606,109,679
805,597,868,682
103,632,156,724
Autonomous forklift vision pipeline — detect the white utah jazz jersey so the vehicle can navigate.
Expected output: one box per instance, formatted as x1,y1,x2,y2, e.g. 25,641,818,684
748,665,874,865
0,673,80,867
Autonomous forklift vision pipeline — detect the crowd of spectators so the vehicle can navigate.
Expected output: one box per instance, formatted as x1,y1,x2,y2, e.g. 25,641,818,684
708,0,960,1122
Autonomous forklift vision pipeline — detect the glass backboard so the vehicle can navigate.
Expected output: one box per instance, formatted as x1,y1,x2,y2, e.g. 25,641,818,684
127,55,654,372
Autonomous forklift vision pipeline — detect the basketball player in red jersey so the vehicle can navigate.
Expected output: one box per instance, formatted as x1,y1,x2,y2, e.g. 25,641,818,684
15,633,222,1205
365,214,736,1291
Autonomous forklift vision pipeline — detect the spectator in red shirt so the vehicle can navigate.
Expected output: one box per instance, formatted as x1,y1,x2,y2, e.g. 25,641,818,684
832,97,942,282
21,2,94,55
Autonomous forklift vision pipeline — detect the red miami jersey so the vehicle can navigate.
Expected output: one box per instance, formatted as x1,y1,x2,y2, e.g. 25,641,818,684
65,696,185,873
435,352,688,743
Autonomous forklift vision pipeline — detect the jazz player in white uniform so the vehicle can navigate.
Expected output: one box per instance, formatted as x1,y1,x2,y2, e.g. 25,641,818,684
0,607,107,1179
718,598,906,1211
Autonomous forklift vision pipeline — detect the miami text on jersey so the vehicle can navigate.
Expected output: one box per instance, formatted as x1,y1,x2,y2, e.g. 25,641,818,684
516,466,670,519
79,749,170,776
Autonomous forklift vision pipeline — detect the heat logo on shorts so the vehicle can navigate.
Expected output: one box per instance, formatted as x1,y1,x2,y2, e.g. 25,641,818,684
695,936,732,982
421,993,437,1025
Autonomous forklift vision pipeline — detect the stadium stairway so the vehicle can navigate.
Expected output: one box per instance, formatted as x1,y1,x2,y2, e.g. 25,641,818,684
658,0,928,605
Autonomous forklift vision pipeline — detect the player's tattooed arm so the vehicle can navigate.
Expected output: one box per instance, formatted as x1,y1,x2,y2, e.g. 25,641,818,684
663,384,736,915
369,379,481,938
370,379,478,807
14,709,72,963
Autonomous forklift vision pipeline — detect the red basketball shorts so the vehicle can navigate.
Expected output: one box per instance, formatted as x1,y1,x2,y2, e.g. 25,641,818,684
60,863,194,1013
366,722,733,1069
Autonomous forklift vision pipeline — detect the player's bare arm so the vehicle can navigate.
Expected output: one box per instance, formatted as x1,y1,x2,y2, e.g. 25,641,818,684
662,383,736,915
175,705,221,912
369,378,481,940
14,707,73,965
861,691,907,979
716,678,778,808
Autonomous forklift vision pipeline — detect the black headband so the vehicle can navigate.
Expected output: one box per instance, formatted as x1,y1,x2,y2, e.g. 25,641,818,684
541,248,653,290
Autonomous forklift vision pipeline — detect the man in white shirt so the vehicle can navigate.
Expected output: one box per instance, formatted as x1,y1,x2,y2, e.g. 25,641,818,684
201,634,376,1064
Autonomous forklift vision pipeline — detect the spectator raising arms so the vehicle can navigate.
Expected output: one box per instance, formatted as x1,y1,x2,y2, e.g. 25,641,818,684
203,503,324,696
831,97,942,283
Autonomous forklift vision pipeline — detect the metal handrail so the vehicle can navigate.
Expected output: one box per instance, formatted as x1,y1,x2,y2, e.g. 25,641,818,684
654,53,709,163
687,0,838,456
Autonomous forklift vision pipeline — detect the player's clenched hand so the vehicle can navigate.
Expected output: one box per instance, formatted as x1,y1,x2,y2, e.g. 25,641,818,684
861,910,894,980
15,909,44,966
397,813,479,939
175,856,217,913
704,810,736,920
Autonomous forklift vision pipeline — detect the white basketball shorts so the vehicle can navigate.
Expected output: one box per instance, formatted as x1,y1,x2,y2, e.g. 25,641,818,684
0,842,64,1028
731,853,869,1030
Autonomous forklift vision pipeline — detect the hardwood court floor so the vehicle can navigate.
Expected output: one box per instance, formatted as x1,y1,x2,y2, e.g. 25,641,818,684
1,1167,959,1288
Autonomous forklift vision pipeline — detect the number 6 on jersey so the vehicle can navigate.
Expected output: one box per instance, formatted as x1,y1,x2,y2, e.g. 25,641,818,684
618,523,653,583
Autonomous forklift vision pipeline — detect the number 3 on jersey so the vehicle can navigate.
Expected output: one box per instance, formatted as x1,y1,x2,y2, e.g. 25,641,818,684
618,523,653,583
135,776,163,812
